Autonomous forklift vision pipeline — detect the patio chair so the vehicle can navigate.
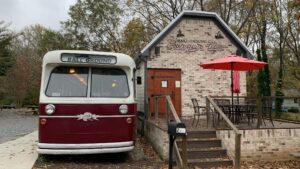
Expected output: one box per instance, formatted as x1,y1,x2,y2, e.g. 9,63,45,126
213,99,232,123
191,98,206,126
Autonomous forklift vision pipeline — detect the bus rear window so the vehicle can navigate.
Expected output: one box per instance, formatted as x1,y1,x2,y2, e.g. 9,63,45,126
91,68,129,97
46,67,88,97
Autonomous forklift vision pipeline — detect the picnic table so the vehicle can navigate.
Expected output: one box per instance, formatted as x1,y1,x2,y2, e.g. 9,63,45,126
25,105,39,115
0,104,16,110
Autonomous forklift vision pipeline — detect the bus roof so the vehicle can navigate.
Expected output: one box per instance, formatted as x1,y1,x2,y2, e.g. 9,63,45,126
43,50,135,68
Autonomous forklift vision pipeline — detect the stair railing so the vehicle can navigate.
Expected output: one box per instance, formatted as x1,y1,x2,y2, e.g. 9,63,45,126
153,95,188,169
206,96,241,169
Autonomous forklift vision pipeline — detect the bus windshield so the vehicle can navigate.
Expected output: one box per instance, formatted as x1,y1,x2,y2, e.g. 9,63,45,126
45,67,129,98
91,68,129,98
46,67,88,97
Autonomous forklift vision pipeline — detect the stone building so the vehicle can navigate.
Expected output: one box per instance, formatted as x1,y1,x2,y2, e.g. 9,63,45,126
135,11,254,120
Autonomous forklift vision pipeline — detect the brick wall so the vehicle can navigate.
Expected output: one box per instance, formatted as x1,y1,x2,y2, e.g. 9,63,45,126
217,129,300,161
146,17,247,117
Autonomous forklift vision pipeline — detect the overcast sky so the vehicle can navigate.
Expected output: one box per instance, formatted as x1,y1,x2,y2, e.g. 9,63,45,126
0,0,76,31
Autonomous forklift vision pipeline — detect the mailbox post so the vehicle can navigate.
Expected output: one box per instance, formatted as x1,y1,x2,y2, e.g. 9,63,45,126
168,121,187,169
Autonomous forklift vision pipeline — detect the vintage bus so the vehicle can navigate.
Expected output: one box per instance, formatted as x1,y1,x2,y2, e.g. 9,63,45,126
37,50,136,154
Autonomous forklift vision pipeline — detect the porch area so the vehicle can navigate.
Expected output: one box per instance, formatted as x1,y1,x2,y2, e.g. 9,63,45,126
140,95,300,169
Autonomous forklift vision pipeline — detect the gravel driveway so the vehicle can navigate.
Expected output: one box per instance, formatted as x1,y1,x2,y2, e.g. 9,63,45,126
0,109,38,143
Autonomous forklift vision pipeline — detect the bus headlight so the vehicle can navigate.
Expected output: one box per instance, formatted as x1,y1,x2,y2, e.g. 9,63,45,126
45,104,55,115
119,105,128,114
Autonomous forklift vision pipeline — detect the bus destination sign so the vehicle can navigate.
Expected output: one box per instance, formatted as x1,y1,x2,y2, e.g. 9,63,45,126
61,53,117,64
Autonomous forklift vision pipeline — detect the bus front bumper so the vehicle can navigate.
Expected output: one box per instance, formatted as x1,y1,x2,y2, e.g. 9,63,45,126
37,141,134,155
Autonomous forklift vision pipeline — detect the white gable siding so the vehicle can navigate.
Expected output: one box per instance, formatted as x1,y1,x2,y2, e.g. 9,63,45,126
136,61,145,112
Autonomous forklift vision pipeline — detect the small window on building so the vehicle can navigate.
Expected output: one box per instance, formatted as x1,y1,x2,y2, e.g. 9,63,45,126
236,49,242,56
161,80,168,88
137,76,142,85
175,81,181,88
294,99,298,103
155,46,160,55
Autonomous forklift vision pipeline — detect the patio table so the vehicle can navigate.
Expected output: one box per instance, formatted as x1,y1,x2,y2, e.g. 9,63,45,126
218,104,256,124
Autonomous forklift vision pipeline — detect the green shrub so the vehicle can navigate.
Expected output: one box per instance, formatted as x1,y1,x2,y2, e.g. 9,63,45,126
23,90,39,106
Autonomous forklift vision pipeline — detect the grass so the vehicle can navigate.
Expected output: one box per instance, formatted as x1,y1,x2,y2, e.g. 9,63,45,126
272,112,300,122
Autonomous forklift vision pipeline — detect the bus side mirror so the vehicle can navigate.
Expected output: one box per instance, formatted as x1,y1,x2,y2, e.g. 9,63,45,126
168,121,186,137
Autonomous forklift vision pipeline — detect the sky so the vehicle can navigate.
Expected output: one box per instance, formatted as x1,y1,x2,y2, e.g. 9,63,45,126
0,0,76,31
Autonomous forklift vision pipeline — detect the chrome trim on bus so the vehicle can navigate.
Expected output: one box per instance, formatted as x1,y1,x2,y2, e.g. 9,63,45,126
38,141,133,149
39,115,135,118
37,146,134,155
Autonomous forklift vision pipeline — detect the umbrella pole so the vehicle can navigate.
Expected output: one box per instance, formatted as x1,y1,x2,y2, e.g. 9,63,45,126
231,63,234,123
231,63,234,107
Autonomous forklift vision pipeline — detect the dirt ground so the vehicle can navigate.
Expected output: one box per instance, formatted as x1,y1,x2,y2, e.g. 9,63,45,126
32,136,300,169
32,137,171,169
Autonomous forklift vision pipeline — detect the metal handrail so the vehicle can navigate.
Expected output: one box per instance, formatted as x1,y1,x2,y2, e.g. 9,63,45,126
166,96,187,169
152,94,171,121
152,95,188,169
206,96,241,169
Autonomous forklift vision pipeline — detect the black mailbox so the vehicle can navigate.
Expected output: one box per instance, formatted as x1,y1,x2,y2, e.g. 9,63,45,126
168,121,187,136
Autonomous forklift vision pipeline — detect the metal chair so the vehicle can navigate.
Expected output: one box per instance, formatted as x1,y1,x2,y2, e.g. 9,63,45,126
213,99,232,123
191,98,206,126
244,99,257,126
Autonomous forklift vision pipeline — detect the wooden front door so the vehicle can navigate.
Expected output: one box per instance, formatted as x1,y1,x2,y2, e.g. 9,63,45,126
147,69,181,117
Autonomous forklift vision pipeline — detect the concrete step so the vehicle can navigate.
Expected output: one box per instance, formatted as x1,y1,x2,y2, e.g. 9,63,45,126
187,130,217,139
181,139,222,149
188,158,233,168
184,148,227,159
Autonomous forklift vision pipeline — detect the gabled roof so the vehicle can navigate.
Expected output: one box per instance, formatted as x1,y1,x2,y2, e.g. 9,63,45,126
136,10,254,62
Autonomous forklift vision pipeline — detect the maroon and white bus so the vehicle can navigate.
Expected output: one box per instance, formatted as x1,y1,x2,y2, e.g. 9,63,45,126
37,50,136,154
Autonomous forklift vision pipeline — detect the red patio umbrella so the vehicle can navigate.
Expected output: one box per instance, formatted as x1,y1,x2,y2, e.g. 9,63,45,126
199,55,267,105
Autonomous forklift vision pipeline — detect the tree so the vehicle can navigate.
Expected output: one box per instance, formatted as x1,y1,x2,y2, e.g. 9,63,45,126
205,0,258,36
0,21,13,76
121,18,148,56
256,49,265,95
285,0,300,91
251,1,272,97
62,0,122,51
271,0,290,117
2,25,70,106
4,54,31,106
126,0,204,36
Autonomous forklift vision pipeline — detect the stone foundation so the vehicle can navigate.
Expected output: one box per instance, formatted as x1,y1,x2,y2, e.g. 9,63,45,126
217,129,300,161
145,120,169,160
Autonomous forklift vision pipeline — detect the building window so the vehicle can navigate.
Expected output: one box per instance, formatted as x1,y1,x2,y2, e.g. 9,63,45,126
161,80,168,88
137,76,142,85
155,46,160,55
